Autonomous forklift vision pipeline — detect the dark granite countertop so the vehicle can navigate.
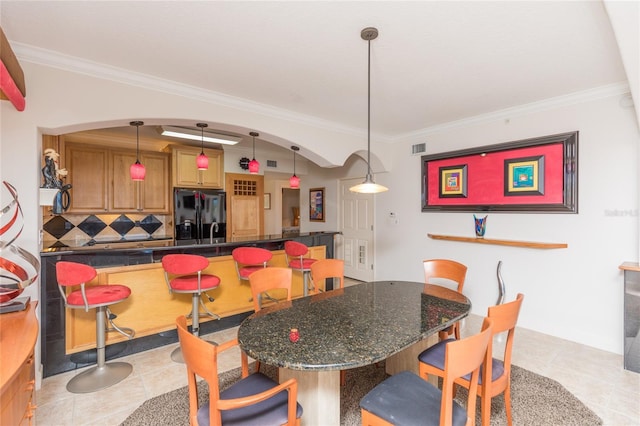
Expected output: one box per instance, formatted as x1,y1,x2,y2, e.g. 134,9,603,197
237,281,471,371
40,232,339,256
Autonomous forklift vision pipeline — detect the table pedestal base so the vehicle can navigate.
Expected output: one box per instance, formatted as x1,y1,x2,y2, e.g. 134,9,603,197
279,368,340,426
386,334,438,385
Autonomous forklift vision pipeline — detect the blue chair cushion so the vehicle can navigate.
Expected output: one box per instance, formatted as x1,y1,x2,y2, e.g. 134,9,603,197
359,371,468,426
196,372,303,426
418,340,504,384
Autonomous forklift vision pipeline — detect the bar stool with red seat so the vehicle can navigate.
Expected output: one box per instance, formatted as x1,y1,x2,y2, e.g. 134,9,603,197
284,240,318,297
56,261,134,393
232,247,273,301
162,253,221,363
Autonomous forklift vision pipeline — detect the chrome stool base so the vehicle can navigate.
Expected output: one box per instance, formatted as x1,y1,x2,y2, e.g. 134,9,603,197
66,361,133,393
173,293,219,363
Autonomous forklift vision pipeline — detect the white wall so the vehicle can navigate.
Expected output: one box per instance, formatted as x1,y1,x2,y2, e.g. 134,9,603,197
373,93,639,354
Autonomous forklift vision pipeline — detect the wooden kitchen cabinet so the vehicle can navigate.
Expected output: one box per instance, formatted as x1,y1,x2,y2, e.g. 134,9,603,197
66,143,170,214
65,143,109,213
110,150,170,213
171,146,224,188
0,302,38,425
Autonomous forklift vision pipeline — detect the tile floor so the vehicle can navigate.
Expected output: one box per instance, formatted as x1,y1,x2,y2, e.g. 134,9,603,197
36,282,640,426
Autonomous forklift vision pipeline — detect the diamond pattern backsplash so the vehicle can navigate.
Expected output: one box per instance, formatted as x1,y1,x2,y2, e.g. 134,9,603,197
42,213,170,246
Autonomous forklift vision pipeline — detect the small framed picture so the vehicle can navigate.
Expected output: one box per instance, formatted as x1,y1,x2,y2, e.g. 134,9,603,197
309,187,325,222
264,193,271,210
504,156,545,196
439,165,467,198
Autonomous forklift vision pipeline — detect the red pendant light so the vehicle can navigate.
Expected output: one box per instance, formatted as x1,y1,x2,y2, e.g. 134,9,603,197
196,123,209,170
248,131,260,174
129,121,146,181
289,146,300,189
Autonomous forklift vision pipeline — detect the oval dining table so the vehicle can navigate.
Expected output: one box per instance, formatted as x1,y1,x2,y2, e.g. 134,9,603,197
238,280,471,426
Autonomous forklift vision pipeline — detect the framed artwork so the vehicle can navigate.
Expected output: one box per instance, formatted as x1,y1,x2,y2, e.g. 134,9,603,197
421,131,578,213
439,164,467,198
504,156,544,196
264,193,271,210
309,187,325,222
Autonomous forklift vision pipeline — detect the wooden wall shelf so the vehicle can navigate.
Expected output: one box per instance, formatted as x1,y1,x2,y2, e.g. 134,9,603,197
427,233,568,249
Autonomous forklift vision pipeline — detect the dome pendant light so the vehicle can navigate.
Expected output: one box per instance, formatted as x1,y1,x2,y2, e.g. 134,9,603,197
248,131,260,174
289,146,300,189
350,27,388,194
196,123,209,170
129,121,146,181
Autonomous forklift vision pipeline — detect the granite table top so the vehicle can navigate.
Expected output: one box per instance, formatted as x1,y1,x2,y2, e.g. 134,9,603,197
237,281,471,371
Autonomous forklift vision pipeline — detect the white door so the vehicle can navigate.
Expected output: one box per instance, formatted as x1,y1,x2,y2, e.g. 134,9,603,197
339,178,374,282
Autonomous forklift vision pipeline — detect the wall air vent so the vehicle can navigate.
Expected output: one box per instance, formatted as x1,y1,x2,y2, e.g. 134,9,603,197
266,160,278,168
411,143,426,155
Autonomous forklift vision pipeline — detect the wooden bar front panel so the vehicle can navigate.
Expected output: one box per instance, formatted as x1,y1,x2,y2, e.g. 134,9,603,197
65,247,325,353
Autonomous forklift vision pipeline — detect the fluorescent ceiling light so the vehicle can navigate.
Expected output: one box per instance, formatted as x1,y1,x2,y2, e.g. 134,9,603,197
159,126,241,145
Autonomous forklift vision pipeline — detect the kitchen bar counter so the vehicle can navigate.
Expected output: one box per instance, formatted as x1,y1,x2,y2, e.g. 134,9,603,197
40,232,338,377
41,232,335,254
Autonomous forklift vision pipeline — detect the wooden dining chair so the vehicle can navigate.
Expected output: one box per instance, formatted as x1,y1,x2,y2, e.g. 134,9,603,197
248,267,293,312
248,267,293,375
309,258,348,385
309,258,345,294
418,293,524,426
176,315,303,425
423,259,468,340
360,318,493,426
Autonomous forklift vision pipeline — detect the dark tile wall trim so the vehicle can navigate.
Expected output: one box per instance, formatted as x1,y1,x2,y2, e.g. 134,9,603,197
42,213,170,245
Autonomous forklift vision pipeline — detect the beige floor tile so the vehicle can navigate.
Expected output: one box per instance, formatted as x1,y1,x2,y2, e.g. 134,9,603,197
36,310,640,425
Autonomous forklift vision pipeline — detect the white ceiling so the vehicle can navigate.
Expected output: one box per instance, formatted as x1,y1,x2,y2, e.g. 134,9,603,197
0,1,628,142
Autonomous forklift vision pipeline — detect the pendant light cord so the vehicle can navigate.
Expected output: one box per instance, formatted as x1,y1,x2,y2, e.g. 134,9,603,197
367,35,371,176
200,126,205,155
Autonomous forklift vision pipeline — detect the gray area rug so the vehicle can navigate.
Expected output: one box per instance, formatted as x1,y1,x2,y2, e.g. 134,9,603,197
122,362,602,425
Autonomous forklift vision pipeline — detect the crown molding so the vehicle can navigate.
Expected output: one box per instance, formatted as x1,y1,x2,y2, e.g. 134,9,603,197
12,43,629,145
12,42,376,140
399,82,631,141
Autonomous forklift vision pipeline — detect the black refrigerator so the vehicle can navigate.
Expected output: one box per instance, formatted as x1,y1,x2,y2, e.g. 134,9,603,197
174,188,226,244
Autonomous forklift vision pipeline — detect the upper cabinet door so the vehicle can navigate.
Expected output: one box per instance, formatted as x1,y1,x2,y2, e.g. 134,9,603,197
65,143,109,213
110,150,139,212
110,150,171,213
140,152,170,212
172,147,223,189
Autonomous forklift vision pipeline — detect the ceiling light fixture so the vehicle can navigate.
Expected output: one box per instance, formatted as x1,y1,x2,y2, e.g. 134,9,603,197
248,132,260,174
196,123,209,170
350,27,388,194
129,121,146,181
159,125,241,145
290,146,300,189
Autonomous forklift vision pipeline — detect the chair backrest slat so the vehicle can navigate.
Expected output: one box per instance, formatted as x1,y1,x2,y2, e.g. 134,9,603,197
248,267,293,311
310,259,344,293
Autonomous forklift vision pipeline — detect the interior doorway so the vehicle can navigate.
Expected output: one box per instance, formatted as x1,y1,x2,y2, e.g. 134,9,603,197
282,188,300,234
339,177,374,282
